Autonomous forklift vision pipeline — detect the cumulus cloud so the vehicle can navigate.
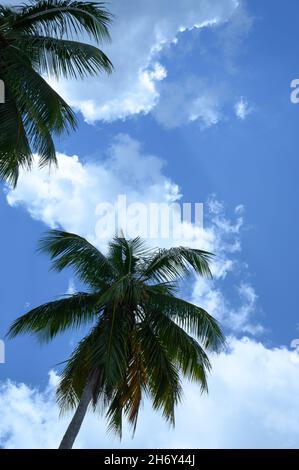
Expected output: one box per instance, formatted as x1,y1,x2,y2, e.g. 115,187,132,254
6,0,252,130
6,0,252,128
1,338,299,449
5,134,260,334
43,0,240,123
5,134,181,246
5,135,238,263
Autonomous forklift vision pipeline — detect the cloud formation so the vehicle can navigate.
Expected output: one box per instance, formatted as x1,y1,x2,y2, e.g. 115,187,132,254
6,0,252,129
1,338,299,448
6,134,180,245
45,0,240,123
153,78,229,129
6,134,260,334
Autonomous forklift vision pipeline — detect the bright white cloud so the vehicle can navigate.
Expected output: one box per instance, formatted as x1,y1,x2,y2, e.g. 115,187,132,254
5,135,238,263
6,0,252,128
5,134,181,246
5,134,260,334
45,0,240,123
1,338,299,449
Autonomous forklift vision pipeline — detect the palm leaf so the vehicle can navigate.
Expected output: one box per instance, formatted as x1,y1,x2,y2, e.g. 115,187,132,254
7,232,224,442
143,246,214,282
57,324,104,411
22,35,113,78
39,230,115,288
7,292,101,341
0,0,113,185
13,0,112,43
145,288,225,351
138,321,182,425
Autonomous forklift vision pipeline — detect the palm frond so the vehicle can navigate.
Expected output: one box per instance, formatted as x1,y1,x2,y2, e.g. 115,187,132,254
39,230,115,288
7,232,225,442
138,322,182,425
142,246,214,282
13,0,112,43
108,236,150,277
113,331,147,435
22,35,113,78
0,90,32,185
145,288,225,351
106,390,124,438
0,0,113,185
7,292,100,341
57,324,104,412
4,48,77,134
93,306,132,386
145,306,210,388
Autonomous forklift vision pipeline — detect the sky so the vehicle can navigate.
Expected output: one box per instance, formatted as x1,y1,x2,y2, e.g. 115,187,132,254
1,0,299,449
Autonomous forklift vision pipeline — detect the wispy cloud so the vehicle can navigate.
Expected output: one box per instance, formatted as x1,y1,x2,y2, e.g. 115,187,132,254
234,96,251,120
66,279,76,296
153,77,229,129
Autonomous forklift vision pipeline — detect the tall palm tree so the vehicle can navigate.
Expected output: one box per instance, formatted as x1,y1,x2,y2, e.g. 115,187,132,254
8,230,225,449
0,0,113,186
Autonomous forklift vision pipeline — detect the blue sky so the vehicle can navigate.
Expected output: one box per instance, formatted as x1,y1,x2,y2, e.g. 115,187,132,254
1,0,299,448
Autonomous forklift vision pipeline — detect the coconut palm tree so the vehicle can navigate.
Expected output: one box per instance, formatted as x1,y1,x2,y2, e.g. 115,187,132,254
0,0,113,186
8,230,225,449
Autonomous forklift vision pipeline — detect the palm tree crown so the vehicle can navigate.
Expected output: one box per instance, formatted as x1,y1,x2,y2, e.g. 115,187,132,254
0,0,113,185
8,230,225,448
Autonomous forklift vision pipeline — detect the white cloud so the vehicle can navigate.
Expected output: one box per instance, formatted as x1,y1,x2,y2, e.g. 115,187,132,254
192,279,264,335
1,338,299,448
189,198,263,334
6,0,252,128
151,1,253,129
216,1,253,72
5,134,181,246
234,96,251,120
153,78,229,129
5,134,260,334
44,0,240,123
152,2,252,130
5,135,238,264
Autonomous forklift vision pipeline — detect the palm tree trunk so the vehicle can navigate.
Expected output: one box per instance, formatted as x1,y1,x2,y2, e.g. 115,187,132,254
58,378,95,449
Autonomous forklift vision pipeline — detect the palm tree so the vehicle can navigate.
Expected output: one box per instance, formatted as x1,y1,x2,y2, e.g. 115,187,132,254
8,230,225,449
0,0,113,186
